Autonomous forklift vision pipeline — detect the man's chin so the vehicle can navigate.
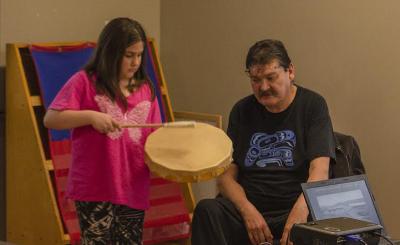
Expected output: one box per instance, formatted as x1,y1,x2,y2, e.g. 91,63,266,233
259,100,284,112
257,97,276,106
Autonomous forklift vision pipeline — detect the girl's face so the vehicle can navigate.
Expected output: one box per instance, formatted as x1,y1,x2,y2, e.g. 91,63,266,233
119,41,144,82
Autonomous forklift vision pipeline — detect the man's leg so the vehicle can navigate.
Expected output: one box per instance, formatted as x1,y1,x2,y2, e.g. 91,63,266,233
264,213,289,244
192,197,250,245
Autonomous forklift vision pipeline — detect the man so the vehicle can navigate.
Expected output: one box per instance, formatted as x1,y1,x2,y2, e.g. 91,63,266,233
191,39,335,245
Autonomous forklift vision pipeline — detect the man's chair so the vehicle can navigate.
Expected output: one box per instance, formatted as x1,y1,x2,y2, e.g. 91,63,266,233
330,131,366,178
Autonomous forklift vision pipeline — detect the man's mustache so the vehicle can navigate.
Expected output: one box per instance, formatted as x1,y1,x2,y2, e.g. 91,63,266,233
259,90,275,97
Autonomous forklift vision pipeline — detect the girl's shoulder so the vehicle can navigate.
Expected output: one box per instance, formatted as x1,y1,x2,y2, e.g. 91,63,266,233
69,70,92,83
137,80,153,95
66,70,95,90
126,80,154,104
56,70,97,100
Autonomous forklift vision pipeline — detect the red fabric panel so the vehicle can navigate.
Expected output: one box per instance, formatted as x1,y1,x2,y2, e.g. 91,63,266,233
144,174,191,230
143,221,191,245
50,140,81,245
50,141,191,244
30,42,96,52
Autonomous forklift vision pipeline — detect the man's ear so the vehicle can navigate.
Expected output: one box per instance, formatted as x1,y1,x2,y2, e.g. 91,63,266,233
288,63,295,80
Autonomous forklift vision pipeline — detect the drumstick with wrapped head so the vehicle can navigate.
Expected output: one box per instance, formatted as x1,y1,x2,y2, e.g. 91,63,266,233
121,121,196,128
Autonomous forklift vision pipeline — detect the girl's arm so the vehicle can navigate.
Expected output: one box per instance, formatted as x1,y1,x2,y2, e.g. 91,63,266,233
44,109,120,133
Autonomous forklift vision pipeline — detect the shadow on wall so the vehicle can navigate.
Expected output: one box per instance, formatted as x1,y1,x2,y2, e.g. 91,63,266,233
0,66,5,240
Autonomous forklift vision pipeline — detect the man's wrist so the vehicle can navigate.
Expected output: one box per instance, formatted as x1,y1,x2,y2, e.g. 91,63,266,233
236,199,254,215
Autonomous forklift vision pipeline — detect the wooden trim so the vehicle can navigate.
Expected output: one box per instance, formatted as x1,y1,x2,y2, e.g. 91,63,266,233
30,95,42,106
6,43,66,244
63,234,70,244
45,160,54,171
173,111,222,129
148,39,175,122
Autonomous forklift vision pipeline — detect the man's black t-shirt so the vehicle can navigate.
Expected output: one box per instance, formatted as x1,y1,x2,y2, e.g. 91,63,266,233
227,85,335,217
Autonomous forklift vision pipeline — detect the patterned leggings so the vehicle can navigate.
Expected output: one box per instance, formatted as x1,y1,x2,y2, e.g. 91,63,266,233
75,201,145,245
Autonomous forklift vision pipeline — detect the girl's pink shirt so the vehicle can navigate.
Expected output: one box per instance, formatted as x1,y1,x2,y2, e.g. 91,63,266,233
49,71,161,210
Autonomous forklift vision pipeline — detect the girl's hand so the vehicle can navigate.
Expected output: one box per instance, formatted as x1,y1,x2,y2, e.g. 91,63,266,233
89,111,121,134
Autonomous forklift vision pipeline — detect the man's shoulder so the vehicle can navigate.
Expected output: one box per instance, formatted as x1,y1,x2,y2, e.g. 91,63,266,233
229,95,261,116
296,85,327,104
233,94,257,108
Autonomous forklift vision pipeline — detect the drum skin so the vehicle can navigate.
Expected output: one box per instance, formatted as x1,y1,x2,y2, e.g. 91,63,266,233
144,122,232,182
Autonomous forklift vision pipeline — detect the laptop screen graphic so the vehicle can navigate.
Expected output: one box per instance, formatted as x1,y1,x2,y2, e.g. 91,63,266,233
304,178,381,226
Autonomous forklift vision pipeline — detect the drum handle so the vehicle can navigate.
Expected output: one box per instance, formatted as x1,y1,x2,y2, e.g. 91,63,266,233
121,121,196,128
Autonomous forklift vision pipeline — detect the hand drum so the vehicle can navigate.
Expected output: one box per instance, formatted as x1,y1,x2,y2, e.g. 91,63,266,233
144,122,232,182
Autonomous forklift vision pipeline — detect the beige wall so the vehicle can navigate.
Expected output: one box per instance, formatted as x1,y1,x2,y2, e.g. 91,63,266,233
161,0,400,238
0,0,160,65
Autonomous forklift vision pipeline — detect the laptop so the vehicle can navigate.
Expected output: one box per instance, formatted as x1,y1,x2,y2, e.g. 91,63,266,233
301,174,399,244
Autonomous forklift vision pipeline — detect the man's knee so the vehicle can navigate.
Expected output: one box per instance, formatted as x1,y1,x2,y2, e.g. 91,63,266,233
194,198,220,217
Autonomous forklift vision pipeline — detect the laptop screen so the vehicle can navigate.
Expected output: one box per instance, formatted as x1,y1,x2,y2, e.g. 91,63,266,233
302,175,383,227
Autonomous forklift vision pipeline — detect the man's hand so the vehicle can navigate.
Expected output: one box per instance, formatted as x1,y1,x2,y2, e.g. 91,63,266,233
218,164,274,245
240,202,274,245
280,156,330,245
280,197,308,245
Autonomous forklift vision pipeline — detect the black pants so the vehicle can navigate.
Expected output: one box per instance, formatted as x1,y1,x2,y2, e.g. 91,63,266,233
191,197,288,245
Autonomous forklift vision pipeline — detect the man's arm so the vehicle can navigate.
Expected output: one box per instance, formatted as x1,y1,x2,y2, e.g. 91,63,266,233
280,156,330,245
218,164,274,245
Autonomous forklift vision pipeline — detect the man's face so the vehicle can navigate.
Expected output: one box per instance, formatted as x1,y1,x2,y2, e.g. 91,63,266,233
248,60,295,112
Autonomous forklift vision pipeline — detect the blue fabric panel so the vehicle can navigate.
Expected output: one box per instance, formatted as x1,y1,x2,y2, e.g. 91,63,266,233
31,47,94,141
145,46,166,122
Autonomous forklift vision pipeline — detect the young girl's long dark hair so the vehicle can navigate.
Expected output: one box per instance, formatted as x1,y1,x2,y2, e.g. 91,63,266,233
85,17,155,108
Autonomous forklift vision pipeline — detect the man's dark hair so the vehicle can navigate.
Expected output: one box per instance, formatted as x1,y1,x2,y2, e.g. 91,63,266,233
245,39,292,71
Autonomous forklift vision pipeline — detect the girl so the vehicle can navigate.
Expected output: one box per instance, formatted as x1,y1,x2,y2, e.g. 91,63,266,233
44,17,161,244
